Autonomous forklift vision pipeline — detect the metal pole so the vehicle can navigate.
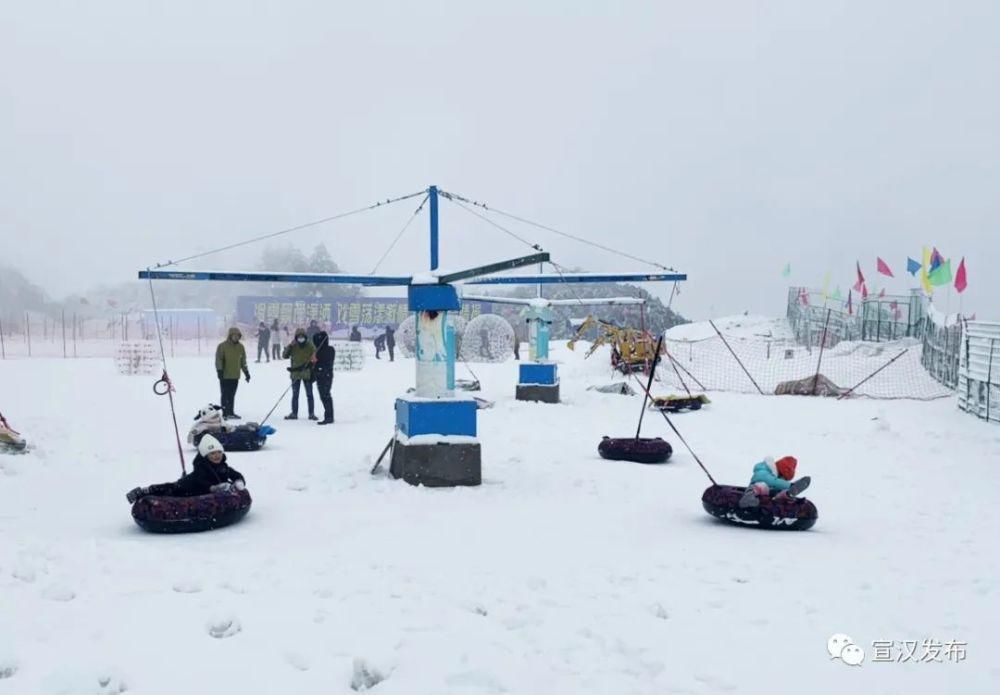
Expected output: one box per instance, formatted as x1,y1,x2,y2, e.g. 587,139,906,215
0,319,5,359
812,308,832,395
25,312,31,357
987,339,995,423
428,185,439,271
635,336,664,439
709,320,764,394
837,348,910,400
62,309,67,358
73,314,78,357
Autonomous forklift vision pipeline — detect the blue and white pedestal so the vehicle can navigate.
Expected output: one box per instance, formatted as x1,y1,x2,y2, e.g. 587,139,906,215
390,396,481,486
390,281,482,487
515,362,560,403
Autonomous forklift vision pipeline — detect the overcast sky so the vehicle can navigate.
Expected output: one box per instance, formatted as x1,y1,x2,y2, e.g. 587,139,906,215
2,1,997,319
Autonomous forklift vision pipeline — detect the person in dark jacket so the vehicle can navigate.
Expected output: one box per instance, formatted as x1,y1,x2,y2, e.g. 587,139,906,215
270,319,281,360
306,319,320,340
374,333,386,359
283,327,316,420
312,331,336,424
125,435,245,502
349,326,362,342
385,325,396,361
255,321,271,363
215,327,250,419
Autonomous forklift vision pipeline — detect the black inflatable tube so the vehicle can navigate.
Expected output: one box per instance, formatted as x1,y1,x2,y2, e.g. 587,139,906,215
701,484,817,531
598,436,673,464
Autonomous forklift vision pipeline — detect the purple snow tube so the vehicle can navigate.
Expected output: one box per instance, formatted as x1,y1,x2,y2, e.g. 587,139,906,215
701,485,817,531
131,489,252,534
597,436,673,464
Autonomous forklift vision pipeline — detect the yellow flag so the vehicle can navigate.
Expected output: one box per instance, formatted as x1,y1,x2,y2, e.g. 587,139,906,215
821,272,831,301
921,247,933,294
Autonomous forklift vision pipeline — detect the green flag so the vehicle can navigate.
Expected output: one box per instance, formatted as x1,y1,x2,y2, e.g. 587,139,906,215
782,262,791,278
832,287,842,301
928,259,952,286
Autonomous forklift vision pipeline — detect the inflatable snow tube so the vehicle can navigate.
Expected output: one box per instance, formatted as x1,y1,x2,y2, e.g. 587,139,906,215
701,485,817,531
598,436,672,464
131,489,252,534
192,426,269,452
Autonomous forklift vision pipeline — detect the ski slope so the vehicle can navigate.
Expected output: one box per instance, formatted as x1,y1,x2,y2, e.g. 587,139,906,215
0,340,997,694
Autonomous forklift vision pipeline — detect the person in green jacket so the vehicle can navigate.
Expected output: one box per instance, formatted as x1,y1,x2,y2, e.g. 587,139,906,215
215,326,250,419
283,327,317,420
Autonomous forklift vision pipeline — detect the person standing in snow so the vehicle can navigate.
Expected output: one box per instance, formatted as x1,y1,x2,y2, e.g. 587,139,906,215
385,325,395,361
270,319,282,360
283,327,317,420
126,434,246,502
349,325,361,342
306,319,320,340
739,456,810,508
312,331,336,424
255,321,271,363
374,333,386,359
215,327,250,419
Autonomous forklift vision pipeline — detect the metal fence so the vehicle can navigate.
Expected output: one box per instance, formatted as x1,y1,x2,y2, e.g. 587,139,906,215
786,287,925,348
958,321,1000,424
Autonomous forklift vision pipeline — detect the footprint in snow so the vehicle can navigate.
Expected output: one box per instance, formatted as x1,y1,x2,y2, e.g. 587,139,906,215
0,659,17,679
651,604,669,620
286,481,309,492
173,580,202,594
284,652,310,671
12,567,36,583
97,674,128,693
42,584,76,602
207,617,242,639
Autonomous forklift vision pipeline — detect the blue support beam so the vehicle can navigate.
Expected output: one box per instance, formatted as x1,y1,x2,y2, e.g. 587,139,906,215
464,272,686,285
137,269,413,286
429,185,439,271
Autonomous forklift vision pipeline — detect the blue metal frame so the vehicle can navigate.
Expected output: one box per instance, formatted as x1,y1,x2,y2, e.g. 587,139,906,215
137,269,413,286
464,272,686,285
429,185,439,271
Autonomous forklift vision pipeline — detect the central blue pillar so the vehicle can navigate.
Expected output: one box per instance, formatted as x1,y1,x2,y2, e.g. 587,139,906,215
391,282,481,486
429,185,439,271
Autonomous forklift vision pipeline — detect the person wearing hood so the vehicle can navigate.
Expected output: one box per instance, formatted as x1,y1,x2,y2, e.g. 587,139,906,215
255,321,271,363
215,327,250,419
306,319,320,340
283,327,317,420
312,331,336,424
125,434,246,502
270,319,282,360
739,456,811,508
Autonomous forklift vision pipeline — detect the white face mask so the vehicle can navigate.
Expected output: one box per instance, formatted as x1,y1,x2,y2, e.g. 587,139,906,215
297,337,306,343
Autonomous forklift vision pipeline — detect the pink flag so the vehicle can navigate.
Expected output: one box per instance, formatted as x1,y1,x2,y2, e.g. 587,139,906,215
853,261,866,292
954,257,968,293
846,290,853,315
876,257,894,277
879,288,885,298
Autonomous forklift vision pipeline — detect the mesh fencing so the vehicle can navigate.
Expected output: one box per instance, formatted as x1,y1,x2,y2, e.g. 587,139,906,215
654,331,952,401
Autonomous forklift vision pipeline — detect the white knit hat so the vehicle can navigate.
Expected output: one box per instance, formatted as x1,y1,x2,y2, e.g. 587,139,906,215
198,434,224,457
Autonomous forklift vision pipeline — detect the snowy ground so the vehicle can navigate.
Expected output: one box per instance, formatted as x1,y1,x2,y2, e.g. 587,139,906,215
1,341,998,694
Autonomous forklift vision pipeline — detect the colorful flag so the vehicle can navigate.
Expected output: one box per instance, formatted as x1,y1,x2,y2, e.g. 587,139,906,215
906,257,921,275
821,272,831,301
832,287,842,301
954,257,968,293
847,290,853,315
878,288,886,298
782,262,791,278
920,247,933,294
876,257,894,277
799,288,809,306
929,259,952,286
852,262,865,292
930,247,944,272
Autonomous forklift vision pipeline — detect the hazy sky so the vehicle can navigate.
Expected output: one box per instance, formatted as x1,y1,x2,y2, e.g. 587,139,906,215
2,1,997,319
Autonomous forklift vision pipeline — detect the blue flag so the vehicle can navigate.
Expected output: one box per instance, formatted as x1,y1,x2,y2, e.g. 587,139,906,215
906,257,921,276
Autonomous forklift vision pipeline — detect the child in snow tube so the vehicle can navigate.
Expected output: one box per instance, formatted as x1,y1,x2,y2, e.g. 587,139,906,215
126,435,251,533
188,404,272,451
128,434,246,502
739,456,810,508
0,411,27,453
